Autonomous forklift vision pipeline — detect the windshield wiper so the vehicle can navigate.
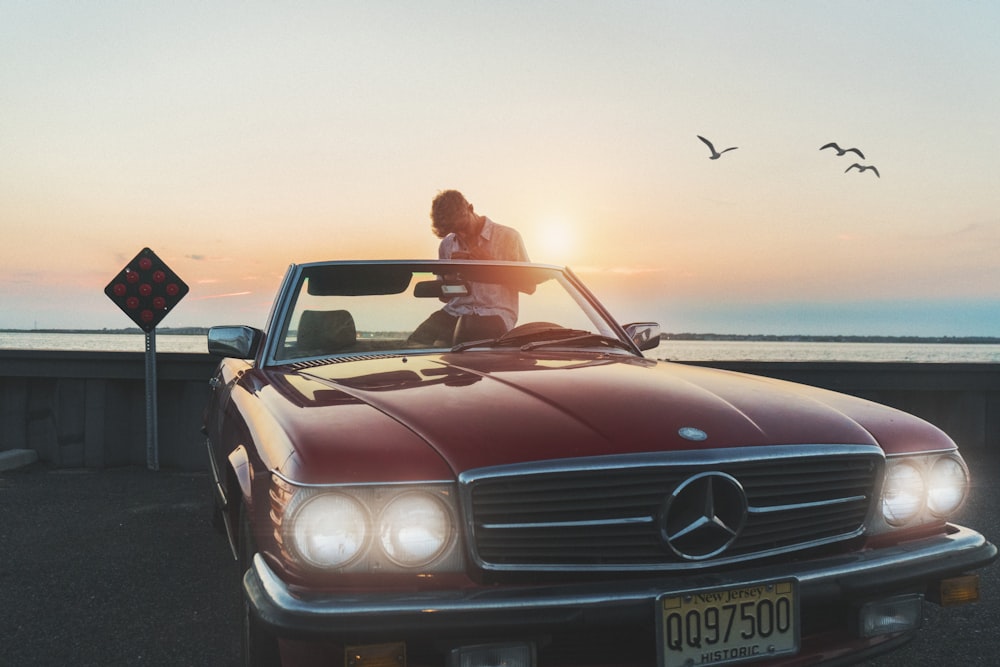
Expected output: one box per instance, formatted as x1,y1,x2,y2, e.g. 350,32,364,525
449,327,630,353
450,325,586,352
449,337,500,352
520,333,635,352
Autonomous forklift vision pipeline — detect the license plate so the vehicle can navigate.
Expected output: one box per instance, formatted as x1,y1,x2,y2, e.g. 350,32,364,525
657,580,799,667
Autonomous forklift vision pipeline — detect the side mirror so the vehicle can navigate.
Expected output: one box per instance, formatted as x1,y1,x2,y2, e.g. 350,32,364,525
207,326,263,359
624,322,661,352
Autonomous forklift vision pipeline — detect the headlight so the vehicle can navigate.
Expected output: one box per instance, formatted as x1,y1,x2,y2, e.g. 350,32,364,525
289,492,369,569
878,453,970,530
927,456,969,516
276,479,461,574
882,462,925,526
379,491,454,567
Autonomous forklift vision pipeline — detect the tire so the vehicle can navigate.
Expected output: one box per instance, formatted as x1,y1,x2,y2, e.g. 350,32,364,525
239,504,281,667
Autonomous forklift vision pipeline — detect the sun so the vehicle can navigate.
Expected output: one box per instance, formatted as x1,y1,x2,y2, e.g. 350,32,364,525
532,216,577,263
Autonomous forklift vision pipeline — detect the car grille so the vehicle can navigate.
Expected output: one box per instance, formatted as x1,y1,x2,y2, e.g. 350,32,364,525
460,447,882,570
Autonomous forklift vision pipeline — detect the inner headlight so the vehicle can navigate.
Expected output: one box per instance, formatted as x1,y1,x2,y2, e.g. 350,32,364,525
379,491,454,567
882,461,926,526
290,492,369,569
927,456,969,516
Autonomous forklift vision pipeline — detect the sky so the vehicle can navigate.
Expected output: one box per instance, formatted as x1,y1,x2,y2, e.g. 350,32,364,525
3,1,1000,336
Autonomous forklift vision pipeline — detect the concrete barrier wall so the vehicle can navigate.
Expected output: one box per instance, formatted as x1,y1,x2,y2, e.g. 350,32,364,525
1,351,997,471
0,351,217,470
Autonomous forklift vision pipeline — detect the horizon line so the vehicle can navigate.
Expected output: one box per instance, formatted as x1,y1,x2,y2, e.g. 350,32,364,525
3,327,1000,344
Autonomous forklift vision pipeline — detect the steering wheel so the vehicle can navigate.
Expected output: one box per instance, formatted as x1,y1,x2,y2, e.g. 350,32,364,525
500,322,564,339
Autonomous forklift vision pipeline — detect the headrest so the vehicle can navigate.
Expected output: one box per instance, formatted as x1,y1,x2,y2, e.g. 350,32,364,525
297,309,356,353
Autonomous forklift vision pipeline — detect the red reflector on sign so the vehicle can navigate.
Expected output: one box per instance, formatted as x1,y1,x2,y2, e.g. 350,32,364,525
104,248,189,332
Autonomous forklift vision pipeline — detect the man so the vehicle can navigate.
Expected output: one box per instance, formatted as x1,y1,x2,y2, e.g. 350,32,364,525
431,190,528,263
409,190,529,346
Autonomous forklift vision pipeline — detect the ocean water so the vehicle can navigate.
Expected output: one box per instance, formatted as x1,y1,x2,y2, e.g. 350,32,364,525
0,332,209,354
649,339,1000,363
2,331,1000,362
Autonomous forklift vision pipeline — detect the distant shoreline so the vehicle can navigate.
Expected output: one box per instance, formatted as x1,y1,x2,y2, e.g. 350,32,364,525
0,327,210,335
662,333,1000,344
3,328,1000,345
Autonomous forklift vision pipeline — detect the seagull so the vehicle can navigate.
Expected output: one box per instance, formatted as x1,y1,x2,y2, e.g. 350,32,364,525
697,135,738,159
820,142,865,159
845,163,880,178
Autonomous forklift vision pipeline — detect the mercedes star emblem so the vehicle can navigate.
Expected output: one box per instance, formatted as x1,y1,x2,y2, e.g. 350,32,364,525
661,471,748,561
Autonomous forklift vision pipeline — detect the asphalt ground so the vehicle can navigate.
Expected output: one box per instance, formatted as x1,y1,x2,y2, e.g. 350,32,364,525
0,464,240,666
0,448,997,667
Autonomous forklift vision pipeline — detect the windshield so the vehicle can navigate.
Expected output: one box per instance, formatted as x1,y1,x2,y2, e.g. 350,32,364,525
268,262,629,363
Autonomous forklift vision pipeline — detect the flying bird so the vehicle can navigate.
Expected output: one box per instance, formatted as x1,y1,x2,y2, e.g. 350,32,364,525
820,142,865,159
697,135,738,159
845,163,880,178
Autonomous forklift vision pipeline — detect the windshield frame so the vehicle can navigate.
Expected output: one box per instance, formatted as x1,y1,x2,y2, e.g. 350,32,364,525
259,260,639,366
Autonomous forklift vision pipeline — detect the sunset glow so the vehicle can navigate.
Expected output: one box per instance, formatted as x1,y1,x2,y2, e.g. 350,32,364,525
2,2,999,335
528,215,578,265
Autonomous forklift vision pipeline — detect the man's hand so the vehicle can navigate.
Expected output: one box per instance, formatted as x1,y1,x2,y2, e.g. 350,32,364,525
451,246,490,260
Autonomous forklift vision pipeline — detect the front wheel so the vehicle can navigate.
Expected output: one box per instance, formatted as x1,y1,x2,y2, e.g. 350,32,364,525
239,504,280,667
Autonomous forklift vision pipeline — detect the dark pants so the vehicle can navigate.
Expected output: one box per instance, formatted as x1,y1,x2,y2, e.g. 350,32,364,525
454,313,506,344
408,310,457,346
408,310,506,346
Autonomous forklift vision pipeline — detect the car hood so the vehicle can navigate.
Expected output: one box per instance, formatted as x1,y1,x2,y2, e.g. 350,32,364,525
267,351,952,481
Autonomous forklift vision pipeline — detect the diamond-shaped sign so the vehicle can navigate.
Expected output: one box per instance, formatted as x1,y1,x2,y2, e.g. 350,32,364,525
105,247,189,332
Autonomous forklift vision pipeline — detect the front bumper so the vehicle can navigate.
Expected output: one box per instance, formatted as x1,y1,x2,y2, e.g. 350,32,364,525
246,524,996,639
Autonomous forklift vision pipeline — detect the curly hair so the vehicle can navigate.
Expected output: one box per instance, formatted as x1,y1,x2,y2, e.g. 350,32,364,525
430,190,471,239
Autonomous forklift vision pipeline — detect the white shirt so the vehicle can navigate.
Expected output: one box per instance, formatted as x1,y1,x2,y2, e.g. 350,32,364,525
438,217,529,330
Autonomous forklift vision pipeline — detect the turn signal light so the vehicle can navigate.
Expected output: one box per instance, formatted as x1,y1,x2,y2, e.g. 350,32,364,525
345,642,406,667
930,574,981,606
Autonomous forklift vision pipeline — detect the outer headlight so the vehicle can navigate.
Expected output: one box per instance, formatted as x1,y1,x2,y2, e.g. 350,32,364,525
927,456,969,516
881,461,926,526
289,492,369,569
379,491,454,567
877,453,970,531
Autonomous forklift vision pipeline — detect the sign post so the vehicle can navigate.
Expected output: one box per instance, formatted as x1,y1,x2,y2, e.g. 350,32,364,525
145,328,158,469
104,248,189,470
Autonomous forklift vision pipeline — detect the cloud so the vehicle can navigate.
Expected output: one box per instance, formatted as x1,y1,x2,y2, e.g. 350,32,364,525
574,265,668,276
0,271,41,284
948,221,1000,240
191,291,253,300
185,254,235,262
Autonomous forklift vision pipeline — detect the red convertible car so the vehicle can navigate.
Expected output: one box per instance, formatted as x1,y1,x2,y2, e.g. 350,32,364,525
204,259,996,667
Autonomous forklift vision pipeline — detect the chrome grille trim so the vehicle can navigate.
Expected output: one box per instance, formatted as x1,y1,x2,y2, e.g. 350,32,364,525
459,445,884,572
749,494,867,514
483,516,655,530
